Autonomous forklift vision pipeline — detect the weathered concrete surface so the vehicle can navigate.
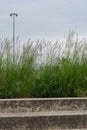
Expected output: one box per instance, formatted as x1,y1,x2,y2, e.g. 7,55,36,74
0,98,87,113
0,111,87,130
0,98,87,129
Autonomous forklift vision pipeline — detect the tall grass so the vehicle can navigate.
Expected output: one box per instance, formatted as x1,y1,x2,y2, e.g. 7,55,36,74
0,32,87,98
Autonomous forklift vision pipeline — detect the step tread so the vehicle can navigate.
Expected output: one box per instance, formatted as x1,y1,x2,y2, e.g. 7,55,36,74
0,97,87,101
0,111,87,117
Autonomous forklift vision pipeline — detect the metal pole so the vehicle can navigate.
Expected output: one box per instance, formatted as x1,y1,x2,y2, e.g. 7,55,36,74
13,15,15,55
10,13,18,63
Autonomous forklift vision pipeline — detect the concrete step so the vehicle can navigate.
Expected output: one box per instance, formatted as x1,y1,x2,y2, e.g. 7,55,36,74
0,98,87,113
0,111,87,130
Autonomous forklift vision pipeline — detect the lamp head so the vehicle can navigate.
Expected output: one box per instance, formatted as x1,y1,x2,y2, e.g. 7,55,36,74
10,13,18,17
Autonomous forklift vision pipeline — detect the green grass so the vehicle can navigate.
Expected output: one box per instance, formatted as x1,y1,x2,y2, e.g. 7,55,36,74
0,33,87,98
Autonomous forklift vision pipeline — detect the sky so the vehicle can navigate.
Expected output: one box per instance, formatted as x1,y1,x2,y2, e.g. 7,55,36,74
0,0,87,42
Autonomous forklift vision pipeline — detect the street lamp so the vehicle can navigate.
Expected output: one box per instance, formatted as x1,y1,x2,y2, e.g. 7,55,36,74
10,13,18,60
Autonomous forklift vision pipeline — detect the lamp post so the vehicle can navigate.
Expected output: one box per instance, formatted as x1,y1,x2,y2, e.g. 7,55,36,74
10,13,18,62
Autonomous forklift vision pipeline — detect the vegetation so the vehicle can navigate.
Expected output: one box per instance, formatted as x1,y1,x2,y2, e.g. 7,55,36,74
0,32,87,98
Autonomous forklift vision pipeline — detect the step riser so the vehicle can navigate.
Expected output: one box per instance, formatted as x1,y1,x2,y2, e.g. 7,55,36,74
0,98,87,113
0,114,87,130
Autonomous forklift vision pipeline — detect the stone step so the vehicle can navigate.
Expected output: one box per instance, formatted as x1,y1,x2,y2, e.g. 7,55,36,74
0,98,87,113
0,111,87,130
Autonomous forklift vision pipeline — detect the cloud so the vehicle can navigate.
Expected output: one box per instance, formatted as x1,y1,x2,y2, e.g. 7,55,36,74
0,0,87,41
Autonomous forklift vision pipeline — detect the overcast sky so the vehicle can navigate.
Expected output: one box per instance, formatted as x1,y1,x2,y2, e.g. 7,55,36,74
0,0,87,42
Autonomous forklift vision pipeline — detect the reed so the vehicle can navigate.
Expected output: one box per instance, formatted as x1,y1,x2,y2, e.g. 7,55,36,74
0,32,87,98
